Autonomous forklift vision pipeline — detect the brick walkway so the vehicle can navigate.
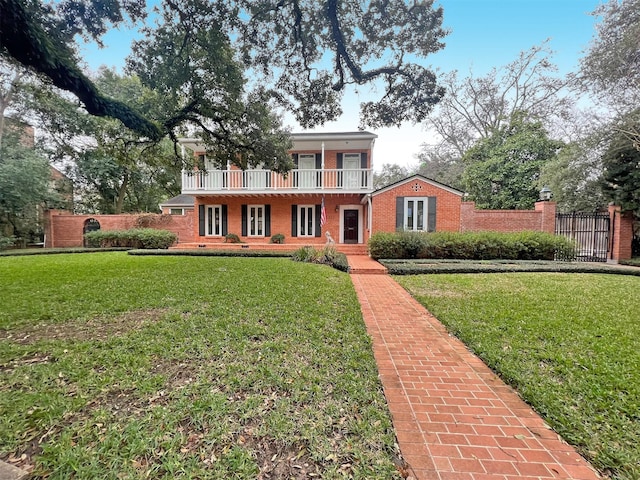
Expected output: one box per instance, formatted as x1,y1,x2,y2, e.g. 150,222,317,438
348,258,601,480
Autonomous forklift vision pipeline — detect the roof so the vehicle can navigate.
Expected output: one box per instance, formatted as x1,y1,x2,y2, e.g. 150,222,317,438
159,194,195,208
178,131,378,153
371,174,464,197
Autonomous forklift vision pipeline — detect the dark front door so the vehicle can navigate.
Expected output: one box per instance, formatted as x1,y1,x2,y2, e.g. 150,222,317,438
343,209,359,244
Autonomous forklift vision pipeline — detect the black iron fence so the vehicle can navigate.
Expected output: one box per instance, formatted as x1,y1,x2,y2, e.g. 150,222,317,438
555,212,610,262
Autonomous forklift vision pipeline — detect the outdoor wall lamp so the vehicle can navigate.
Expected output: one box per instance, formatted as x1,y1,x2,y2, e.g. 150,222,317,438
335,205,339,212
539,186,552,201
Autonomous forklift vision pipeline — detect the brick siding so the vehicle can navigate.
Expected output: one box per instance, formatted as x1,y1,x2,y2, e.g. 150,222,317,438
460,201,556,234
372,179,461,233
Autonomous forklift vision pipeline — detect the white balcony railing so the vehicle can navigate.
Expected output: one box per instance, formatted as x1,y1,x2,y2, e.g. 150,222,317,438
181,168,373,194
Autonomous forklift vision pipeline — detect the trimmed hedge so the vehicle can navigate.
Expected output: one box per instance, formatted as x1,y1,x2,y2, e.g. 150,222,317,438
368,231,577,261
382,259,640,276
84,228,177,249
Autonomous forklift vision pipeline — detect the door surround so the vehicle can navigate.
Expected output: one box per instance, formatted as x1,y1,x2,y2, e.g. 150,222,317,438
337,204,363,244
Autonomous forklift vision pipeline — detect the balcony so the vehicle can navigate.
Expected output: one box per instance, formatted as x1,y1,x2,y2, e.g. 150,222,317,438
181,168,373,195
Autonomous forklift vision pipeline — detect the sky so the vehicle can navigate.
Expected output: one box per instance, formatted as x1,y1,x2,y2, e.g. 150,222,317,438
79,0,603,171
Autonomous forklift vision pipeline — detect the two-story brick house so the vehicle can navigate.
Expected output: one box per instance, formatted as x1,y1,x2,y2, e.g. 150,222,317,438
176,131,380,249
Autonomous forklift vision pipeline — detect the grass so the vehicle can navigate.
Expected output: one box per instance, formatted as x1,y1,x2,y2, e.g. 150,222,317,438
395,272,640,480
0,253,403,479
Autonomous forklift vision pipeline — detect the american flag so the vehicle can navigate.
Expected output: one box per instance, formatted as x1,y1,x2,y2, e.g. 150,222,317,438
320,197,327,227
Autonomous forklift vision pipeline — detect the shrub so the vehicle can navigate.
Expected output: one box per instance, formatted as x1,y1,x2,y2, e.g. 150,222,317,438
270,233,285,244
291,245,349,272
368,231,577,261
0,235,15,251
84,228,177,249
225,233,241,243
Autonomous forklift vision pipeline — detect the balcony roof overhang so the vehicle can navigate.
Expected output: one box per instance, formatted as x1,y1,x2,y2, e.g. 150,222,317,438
178,131,378,153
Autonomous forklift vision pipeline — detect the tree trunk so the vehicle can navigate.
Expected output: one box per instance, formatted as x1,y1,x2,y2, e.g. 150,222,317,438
114,171,129,214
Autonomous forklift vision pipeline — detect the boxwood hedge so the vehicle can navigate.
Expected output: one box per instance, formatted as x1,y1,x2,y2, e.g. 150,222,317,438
368,231,577,261
84,228,177,249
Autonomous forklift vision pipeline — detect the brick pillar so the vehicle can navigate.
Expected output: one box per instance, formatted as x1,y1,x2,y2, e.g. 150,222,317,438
608,204,634,262
534,201,556,234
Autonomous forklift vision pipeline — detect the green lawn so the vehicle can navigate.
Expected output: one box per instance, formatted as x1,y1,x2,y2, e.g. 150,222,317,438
396,272,640,480
0,253,403,479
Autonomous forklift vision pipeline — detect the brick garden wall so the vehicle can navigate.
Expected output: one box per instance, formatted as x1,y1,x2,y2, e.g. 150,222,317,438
45,210,194,248
460,201,556,234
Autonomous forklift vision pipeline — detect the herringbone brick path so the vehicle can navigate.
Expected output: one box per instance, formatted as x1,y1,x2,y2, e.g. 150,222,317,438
349,263,601,480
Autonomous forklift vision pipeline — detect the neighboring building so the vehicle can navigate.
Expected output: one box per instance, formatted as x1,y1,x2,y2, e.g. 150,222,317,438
159,194,195,215
179,132,378,247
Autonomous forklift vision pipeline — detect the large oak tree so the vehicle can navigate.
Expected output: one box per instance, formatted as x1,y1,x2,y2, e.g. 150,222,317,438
0,0,448,170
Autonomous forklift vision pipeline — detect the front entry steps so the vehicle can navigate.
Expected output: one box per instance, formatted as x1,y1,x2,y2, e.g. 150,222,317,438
346,255,388,274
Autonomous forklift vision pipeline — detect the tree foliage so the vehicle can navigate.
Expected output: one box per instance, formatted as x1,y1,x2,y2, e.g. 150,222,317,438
580,0,640,150
416,147,465,190
602,127,640,214
422,42,571,158
52,68,182,214
1,0,448,170
0,131,57,244
462,115,562,210
373,163,415,190
539,137,607,213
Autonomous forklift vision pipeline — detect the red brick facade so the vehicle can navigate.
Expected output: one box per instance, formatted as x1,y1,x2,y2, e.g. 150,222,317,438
371,177,462,233
460,201,556,234
192,194,364,246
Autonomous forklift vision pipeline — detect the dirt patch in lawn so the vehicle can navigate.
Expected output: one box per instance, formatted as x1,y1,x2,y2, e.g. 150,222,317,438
1,309,170,345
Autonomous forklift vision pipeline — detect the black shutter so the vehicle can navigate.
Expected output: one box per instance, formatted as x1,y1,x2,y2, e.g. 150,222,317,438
291,204,298,237
396,197,404,230
315,153,322,187
241,204,248,236
265,205,271,237
315,204,322,237
198,204,205,236
292,154,299,187
336,153,343,169
427,197,437,232
222,205,228,236
361,153,368,187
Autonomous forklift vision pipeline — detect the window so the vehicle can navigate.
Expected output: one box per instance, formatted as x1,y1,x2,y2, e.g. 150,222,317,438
248,205,264,236
404,197,428,231
343,153,361,189
298,154,317,188
206,205,223,236
169,208,184,215
297,205,316,237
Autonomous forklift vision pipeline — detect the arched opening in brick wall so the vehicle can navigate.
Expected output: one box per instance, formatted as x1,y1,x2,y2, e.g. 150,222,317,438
82,218,101,247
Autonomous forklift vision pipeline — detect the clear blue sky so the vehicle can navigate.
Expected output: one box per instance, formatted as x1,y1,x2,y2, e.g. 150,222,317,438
79,0,603,169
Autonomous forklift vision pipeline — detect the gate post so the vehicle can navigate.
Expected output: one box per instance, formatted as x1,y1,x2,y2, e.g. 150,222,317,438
608,204,634,262
535,200,556,234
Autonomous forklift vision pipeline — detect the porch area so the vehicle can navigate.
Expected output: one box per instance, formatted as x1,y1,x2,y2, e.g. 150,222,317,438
181,168,373,195
170,241,368,255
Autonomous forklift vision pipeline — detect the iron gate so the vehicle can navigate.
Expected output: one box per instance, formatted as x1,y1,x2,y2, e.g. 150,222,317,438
555,212,610,262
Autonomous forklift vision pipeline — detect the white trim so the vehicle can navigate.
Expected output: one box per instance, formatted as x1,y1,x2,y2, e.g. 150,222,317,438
403,197,428,231
247,205,265,237
338,204,364,244
205,205,223,236
297,204,316,237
